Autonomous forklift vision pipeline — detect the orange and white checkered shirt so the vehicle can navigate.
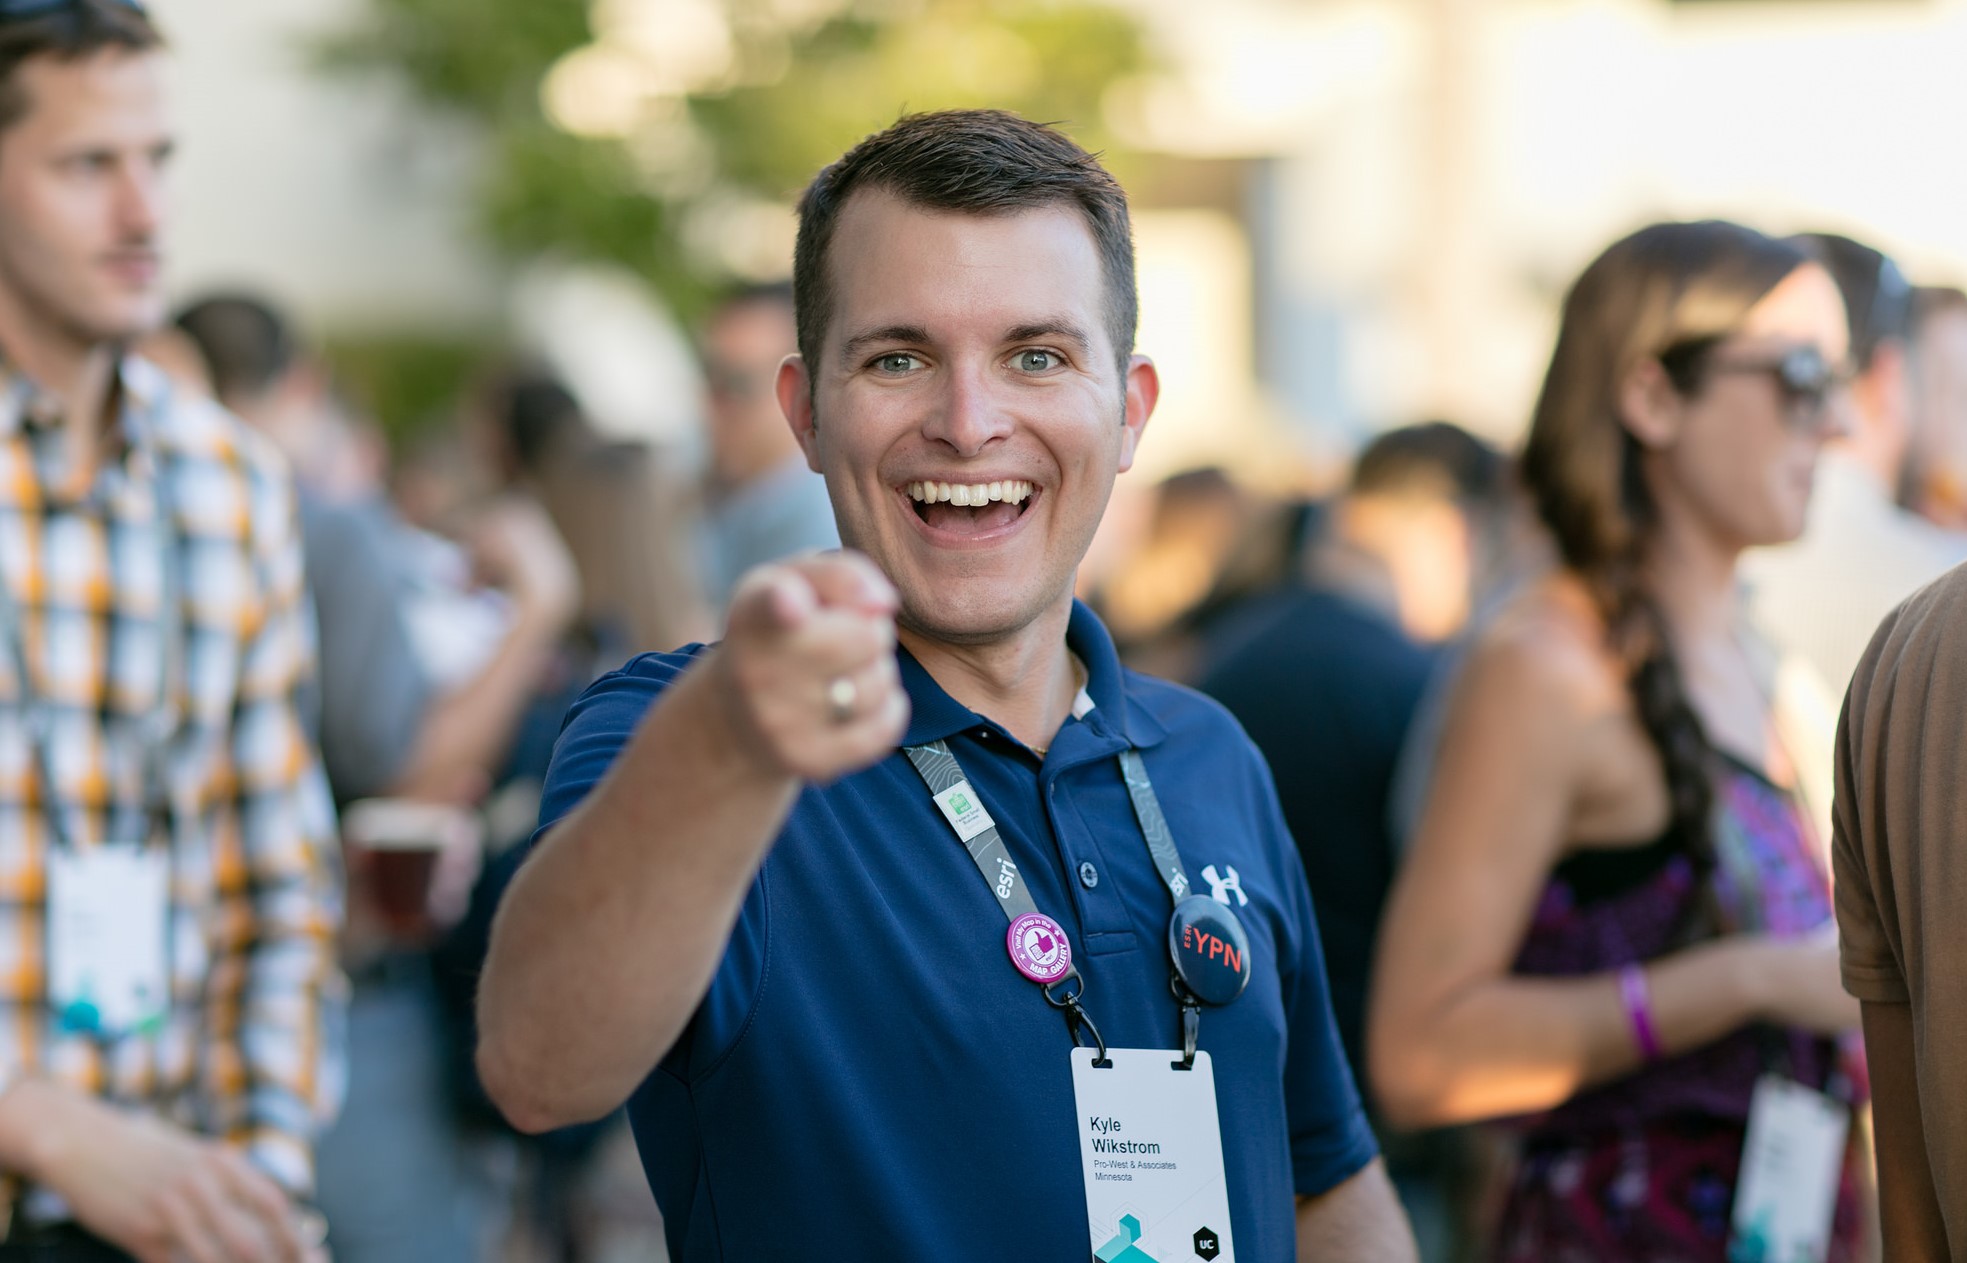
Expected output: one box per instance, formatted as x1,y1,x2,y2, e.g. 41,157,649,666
0,356,343,1201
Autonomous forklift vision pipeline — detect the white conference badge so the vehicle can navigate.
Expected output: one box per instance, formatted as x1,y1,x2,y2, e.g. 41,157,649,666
1071,1047,1235,1263
1729,1074,1849,1263
47,846,170,1037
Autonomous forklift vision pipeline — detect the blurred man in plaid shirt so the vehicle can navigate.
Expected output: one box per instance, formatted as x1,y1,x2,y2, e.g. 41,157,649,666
0,3,344,1261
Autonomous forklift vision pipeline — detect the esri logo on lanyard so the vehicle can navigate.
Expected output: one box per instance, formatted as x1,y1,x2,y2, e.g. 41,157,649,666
904,733,1251,1261
0,403,183,1046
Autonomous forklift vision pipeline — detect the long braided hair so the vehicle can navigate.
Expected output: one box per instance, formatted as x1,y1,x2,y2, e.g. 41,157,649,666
1520,221,1811,883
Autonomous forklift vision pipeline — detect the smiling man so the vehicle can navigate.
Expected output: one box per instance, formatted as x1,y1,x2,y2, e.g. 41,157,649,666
477,110,1414,1262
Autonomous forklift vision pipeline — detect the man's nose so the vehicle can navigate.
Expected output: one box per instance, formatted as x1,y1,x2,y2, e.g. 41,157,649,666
919,363,1014,457
116,161,165,242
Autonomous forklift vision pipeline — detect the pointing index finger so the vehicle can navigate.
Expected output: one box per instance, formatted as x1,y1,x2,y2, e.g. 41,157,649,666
793,550,897,616
725,565,821,640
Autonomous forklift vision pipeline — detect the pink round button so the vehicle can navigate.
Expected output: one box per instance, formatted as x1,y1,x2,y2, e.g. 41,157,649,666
1006,912,1073,984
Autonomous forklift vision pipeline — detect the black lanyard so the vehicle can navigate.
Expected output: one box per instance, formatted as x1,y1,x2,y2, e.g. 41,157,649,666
904,728,1249,1068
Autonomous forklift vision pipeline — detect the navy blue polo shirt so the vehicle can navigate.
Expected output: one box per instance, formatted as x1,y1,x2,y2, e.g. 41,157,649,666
533,601,1376,1261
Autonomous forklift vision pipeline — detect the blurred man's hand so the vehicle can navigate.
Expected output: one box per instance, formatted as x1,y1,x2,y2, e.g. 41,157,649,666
23,1082,308,1263
711,551,908,784
470,497,580,635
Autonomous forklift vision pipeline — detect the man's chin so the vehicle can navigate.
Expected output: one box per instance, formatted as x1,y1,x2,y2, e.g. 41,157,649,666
896,585,1070,649
67,308,163,351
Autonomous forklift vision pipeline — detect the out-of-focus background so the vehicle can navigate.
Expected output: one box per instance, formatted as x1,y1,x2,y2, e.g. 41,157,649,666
166,0,1967,475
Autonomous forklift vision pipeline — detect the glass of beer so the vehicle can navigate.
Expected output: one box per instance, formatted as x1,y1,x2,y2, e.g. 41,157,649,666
342,798,474,941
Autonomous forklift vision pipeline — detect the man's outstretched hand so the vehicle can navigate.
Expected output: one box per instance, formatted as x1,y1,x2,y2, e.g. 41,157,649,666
710,551,910,784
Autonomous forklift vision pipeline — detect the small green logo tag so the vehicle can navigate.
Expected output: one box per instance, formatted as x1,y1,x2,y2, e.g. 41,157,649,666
934,780,995,842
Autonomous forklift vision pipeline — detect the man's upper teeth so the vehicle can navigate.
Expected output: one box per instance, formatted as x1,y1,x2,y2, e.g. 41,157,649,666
907,480,1033,505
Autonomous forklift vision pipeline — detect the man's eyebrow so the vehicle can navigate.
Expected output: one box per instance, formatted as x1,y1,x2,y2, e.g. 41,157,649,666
840,325,931,364
1006,321,1092,352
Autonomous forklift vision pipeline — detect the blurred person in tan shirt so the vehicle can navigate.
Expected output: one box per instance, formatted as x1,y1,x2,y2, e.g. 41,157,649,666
1832,565,1967,1260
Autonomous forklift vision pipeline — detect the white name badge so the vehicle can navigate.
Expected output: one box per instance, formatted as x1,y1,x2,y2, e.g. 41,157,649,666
47,846,169,1037
1071,1047,1235,1263
1729,1074,1849,1263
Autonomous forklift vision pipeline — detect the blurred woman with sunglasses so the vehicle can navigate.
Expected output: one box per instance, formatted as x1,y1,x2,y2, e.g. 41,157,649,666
1368,221,1869,1260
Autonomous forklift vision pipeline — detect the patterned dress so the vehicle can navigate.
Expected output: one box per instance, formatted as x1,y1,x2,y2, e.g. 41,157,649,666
1492,754,1867,1262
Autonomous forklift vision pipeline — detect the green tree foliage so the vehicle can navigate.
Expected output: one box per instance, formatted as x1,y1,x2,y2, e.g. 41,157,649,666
324,0,1153,323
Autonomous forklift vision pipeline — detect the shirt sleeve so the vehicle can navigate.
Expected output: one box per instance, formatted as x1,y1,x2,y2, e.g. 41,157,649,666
532,650,701,844
1250,743,1381,1196
202,467,347,1196
299,498,432,803
532,647,768,1080
1832,609,1910,1005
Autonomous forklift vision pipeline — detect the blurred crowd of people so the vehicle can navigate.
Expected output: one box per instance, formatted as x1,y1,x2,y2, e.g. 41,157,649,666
1095,226,1967,1258
139,279,849,1262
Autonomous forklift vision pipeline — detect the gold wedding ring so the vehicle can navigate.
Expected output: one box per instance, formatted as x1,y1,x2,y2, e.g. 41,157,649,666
826,676,858,725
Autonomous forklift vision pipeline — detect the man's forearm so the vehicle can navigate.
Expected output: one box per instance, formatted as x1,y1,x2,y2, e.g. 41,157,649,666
1861,1001,1948,1259
1295,1159,1418,1262
476,655,799,1132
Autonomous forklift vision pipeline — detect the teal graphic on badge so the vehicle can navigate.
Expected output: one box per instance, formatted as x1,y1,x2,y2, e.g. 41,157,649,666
1728,1214,1771,1263
1095,1214,1163,1263
59,976,101,1035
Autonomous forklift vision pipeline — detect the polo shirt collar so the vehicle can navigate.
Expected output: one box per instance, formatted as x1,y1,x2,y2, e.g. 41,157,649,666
896,598,1168,751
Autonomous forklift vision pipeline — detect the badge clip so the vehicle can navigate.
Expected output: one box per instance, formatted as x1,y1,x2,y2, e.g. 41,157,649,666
1045,976,1109,1067
1160,993,1199,1072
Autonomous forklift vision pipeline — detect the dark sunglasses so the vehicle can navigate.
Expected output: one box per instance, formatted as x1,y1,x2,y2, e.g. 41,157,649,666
1703,344,1851,426
0,0,144,17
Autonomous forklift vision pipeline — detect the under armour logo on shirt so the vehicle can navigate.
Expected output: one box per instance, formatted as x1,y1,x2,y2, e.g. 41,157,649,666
1202,864,1248,907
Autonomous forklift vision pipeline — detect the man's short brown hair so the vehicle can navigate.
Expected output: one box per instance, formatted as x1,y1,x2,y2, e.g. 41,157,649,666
0,1,162,134
791,109,1137,377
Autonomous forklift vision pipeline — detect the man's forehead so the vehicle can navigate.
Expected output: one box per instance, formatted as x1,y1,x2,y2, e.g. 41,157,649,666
12,48,168,138
823,190,1107,348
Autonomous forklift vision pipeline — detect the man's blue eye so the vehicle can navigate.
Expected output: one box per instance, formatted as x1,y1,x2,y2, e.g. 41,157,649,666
877,355,916,373
1018,351,1057,372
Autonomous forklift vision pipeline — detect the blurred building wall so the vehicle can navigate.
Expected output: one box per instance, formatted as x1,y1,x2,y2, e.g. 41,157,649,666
1124,0,1967,449
157,0,499,332
148,0,1967,459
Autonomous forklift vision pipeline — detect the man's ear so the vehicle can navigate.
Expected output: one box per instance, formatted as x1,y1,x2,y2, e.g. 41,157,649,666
1617,356,1685,450
777,354,822,473
1117,355,1160,473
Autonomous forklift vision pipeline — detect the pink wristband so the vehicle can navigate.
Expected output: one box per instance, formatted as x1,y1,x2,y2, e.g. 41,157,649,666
1619,963,1663,1063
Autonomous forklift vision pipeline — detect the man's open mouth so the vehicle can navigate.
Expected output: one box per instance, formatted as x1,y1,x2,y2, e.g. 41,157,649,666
905,479,1035,534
